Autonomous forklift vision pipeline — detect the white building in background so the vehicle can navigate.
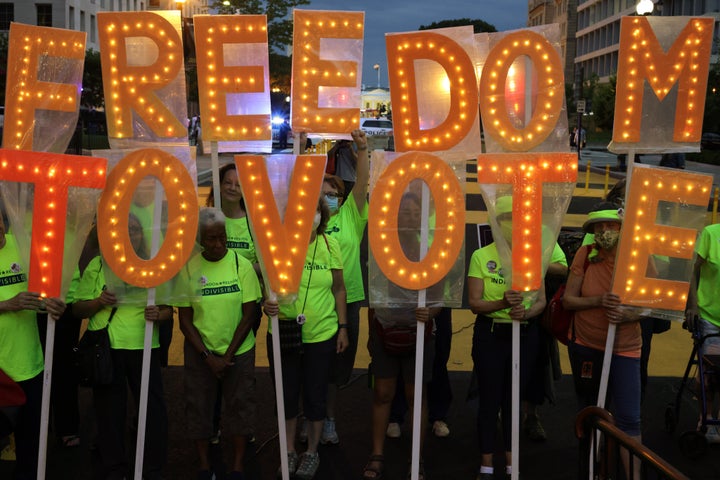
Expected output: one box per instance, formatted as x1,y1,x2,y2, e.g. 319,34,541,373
0,1,151,51
575,0,720,83
0,1,210,51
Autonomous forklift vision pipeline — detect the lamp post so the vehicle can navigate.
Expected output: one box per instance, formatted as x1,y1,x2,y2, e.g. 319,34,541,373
373,63,380,88
636,0,654,15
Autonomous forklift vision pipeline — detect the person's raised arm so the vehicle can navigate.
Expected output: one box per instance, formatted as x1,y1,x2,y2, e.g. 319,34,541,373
467,276,522,315
351,129,369,209
72,290,116,319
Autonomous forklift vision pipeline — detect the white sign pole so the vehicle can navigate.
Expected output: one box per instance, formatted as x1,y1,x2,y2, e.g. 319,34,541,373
410,183,430,480
36,313,57,480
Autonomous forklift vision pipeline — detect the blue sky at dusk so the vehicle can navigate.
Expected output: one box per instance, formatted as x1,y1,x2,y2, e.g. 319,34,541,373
302,0,529,88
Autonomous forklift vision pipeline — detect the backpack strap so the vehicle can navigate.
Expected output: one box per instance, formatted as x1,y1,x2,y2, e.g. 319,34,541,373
570,244,594,343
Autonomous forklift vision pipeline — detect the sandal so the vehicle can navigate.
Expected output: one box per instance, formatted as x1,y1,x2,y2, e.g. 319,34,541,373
61,435,81,448
363,454,384,479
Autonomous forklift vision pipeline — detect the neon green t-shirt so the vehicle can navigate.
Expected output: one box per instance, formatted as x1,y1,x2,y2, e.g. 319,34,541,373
551,243,568,266
277,235,343,343
326,195,367,303
177,250,261,355
696,224,720,326
0,234,43,382
75,256,160,350
467,243,532,323
225,216,257,264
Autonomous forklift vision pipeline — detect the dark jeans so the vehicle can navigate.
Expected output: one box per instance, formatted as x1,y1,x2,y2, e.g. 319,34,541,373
13,373,42,480
472,317,539,453
93,348,168,479
567,342,641,436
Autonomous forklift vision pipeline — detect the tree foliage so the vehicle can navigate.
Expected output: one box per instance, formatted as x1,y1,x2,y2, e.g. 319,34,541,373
81,49,104,109
591,76,616,131
418,18,497,33
212,0,309,54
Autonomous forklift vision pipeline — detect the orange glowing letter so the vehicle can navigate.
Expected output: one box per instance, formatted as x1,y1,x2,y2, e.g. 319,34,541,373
613,166,712,310
235,154,326,296
479,31,564,152
194,15,271,142
97,149,198,288
613,16,713,144
2,24,86,151
368,152,465,289
476,153,577,291
0,150,107,297
386,31,478,152
98,11,186,139
291,10,364,134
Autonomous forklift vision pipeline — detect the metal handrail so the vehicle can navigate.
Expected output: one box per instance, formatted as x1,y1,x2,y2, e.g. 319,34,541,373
576,406,689,480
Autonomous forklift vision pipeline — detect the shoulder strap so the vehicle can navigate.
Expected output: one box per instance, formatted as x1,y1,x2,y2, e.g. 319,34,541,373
321,233,330,252
570,244,594,343
233,250,239,272
107,307,118,325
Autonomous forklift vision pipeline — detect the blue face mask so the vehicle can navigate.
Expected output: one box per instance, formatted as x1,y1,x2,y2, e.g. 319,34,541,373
325,195,340,213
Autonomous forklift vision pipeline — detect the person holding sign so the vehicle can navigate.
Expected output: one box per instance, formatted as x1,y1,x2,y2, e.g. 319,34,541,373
562,204,643,462
206,163,258,268
363,191,442,480
466,197,546,480
322,129,369,446
263,197,348,480
687,223,720,441
176,208,263,480
72,214,171,480
0,217,66,480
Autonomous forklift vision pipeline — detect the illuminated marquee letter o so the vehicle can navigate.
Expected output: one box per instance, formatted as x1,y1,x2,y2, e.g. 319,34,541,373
479,30,564,151
369,152,465,290
97,148,198,287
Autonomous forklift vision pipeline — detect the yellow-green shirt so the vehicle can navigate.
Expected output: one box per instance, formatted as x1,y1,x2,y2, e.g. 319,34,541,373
176,250,262,355
696,224,720,326
225,216,258,264
467,243,533,323
0,234,43,382
75,256,160,350
276,235,343,343
326,196,367,303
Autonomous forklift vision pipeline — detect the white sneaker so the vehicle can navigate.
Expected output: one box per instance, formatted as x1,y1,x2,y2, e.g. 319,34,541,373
706,426,720,444
320,418,339,445
386,422,401,438
432,420,450,438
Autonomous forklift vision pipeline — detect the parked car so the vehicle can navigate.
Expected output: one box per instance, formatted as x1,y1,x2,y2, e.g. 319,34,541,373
360,117,393,135
701,132,720,150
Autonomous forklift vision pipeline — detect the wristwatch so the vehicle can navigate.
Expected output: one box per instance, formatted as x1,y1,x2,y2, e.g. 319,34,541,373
200,349,211,360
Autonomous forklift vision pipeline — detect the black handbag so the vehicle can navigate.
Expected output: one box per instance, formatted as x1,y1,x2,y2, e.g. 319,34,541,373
74,307,117,387
277,320,303,354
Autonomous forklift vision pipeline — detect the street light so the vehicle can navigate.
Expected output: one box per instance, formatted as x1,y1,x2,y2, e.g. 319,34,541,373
636,0,654,15
373,63,380,89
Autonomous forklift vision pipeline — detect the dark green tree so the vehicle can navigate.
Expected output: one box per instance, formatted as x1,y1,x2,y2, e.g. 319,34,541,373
81,49,104,109
211,0,308,94
212,0,309,54
418,18,497,33
591,75,616,131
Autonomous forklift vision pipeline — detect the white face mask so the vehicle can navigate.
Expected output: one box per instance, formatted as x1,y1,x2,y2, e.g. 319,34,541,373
595,229,620,250
312,212,321,230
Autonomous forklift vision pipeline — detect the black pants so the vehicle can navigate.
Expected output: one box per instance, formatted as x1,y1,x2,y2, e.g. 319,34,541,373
472,318,539,453
37,308,82,439
13,373,42,480
93,348,168,479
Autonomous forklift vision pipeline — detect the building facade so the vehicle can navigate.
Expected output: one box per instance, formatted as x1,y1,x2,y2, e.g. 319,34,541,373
528,0,579,89
0,0,208,51
575,0,720,82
